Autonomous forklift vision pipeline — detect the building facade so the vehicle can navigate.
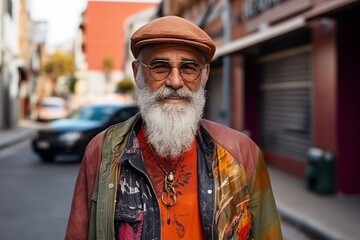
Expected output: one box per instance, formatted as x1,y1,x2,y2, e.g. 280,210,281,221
0,0,42,126
79,0,159,96
159,0,360,195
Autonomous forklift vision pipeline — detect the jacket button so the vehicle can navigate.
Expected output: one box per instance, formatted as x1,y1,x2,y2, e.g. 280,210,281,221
109,183,114,189
207,189,212,194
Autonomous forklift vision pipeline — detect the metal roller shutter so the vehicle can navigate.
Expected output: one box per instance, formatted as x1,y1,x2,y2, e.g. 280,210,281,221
259,46,312,161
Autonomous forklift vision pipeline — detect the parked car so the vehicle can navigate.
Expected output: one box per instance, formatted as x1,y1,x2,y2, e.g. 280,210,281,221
32,102,138,162
37,97,67,121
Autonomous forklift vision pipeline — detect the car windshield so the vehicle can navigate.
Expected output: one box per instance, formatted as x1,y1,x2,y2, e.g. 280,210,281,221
42,103,64,108
69,105,120,122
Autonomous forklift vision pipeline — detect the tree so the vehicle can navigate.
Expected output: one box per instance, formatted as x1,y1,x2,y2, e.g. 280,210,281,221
103,56,114,83
116,77,135,94
43,51,75,79
42,51,75,95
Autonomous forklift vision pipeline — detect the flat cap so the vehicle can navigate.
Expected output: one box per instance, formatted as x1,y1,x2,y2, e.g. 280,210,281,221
131,16,216,63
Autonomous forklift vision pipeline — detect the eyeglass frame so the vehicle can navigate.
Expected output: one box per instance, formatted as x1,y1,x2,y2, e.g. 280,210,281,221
136,59,205,82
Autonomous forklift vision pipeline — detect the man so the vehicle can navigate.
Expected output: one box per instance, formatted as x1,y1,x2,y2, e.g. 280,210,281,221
65,16,283,240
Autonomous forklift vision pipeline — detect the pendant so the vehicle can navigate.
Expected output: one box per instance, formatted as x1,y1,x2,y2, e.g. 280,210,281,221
162,172,177,205
167,172,174,184
162,172,177,224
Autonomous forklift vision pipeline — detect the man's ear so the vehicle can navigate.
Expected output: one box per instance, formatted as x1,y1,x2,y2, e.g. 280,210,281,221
203,63,210,85
132,60,139,85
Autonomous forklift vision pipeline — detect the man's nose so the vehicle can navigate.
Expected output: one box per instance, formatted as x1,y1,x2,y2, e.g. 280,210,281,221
165,67,184,89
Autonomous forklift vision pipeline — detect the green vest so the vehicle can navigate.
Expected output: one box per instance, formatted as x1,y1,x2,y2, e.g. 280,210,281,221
88,114,139,240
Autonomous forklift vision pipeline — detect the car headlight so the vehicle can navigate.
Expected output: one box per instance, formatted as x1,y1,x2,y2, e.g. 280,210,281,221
58,132,83,143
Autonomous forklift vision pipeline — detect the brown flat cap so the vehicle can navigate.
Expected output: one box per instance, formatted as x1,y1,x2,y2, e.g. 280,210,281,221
131,16,216,63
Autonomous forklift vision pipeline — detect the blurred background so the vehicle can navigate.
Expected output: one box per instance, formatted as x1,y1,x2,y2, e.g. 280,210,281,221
0,0,359,239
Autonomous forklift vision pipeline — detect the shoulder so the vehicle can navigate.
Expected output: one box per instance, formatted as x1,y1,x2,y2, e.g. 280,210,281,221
201,119,255,145
100,114,140,156
84,131,104,157
104,113,139,138
83,114,139,160
201,119,260,172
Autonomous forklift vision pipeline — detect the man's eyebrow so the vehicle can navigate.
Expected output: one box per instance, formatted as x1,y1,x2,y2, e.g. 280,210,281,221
150,57,169,62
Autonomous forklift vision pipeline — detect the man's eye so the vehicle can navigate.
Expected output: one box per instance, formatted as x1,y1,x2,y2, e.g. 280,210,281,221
150,62,170,72
181,63,199,73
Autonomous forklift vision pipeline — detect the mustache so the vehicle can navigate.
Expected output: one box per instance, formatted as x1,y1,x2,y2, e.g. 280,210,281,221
155,87,193,101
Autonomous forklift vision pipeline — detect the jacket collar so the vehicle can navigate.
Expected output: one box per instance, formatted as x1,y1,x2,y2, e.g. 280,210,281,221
117,115,216,176
198,122,216,178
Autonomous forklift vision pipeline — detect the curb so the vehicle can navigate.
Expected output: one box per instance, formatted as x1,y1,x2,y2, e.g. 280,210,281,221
278,204,345,240
0,128,37,151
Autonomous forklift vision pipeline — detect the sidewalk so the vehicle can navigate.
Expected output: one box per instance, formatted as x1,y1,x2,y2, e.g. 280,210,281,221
0,123,359,240
269,167,360,240
0,124,36,151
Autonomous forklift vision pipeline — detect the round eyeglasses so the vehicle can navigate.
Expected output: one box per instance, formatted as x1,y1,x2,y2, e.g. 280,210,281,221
137,60,204,82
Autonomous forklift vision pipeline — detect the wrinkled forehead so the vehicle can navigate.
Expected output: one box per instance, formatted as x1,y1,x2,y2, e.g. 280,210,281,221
138,43,205,63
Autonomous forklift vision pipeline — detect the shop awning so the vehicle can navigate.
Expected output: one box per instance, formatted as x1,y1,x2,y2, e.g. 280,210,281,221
213,16,307,60
305,0,360,20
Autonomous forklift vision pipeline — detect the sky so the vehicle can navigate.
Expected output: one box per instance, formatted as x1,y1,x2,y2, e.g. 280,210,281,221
27,0,88,51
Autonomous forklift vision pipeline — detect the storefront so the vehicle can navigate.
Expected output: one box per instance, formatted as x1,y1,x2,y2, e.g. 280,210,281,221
180,0,360,194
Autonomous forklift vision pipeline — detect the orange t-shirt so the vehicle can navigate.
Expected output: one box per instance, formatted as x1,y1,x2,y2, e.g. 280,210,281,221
138,127,204,239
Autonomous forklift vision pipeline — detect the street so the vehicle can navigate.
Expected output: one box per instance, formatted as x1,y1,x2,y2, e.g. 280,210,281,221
0,140,79,240
0,136,314,240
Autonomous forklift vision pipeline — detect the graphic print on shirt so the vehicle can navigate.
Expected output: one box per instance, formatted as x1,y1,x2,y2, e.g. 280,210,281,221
174,214,185,238
138,126,203,239
214,147,252,240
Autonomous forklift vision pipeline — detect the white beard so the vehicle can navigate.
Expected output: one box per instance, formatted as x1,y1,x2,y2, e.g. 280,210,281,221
136,73,206,159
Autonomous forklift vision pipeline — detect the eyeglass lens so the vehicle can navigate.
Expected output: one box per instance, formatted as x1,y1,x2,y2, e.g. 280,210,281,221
146,60,202,81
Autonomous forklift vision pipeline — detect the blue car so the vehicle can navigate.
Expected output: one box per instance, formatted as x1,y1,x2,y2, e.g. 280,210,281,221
32,102,138,162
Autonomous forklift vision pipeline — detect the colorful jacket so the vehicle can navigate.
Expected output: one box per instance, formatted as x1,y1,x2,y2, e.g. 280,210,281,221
65,114,283,239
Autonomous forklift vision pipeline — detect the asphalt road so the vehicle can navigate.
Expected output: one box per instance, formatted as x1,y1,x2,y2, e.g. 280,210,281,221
0,140,79,240
0,138,314,240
